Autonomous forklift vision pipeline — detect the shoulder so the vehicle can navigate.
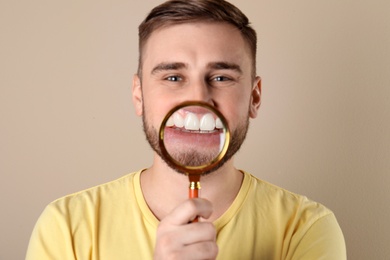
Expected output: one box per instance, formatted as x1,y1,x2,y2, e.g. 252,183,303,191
237,171,346,258
243,171,332,217
41,171,142,220
240,171,340,237
243,171,346,257
26,171,143,259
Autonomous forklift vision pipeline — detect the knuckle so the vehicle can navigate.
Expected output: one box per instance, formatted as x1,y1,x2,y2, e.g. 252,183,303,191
172,252,185,260
203,222,217,236
159,229,180,248
159,235,173,248
198,241,219,258
185,199,198,213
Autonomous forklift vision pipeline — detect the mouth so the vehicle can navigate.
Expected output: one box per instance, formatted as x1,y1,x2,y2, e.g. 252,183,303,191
166,111,224,132
163,110,225,154
161,108,228,166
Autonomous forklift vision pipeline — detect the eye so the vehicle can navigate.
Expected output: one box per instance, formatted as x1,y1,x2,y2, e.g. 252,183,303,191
166,75,182,82
211,76,231,82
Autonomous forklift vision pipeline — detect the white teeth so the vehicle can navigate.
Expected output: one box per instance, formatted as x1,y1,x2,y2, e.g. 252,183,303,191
200,113,215,131
166,116,174,127
173,113,184,127
215,117,223,129
168,112,224,131
184,113,200,130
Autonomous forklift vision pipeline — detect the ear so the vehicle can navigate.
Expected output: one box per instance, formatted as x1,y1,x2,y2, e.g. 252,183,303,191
249,76,261,118
132,74,143,116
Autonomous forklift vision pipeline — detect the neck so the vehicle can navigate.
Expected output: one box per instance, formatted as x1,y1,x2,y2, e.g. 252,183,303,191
140,153,243,222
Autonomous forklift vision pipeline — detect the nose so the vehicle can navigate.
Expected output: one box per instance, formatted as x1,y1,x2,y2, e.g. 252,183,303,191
189,80,215,105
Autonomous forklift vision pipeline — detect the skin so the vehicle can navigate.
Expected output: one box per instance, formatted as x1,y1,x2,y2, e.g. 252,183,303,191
132,22,261,260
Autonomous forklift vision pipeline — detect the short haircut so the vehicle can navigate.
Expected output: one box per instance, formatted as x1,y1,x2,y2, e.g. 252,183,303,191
137,0,257,80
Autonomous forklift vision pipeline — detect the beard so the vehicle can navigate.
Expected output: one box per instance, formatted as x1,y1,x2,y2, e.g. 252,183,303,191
142,106,250,176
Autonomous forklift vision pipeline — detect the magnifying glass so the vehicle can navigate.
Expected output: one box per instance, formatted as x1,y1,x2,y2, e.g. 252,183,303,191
159,101,231,220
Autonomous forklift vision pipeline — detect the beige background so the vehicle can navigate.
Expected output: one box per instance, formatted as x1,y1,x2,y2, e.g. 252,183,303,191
1,0,389,259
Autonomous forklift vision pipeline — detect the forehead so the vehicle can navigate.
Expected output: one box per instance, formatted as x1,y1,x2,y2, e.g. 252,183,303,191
142,22,252,72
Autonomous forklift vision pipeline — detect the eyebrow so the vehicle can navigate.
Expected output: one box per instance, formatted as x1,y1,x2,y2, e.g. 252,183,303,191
207,62,242,74
151,62,187,75
150,61,242,75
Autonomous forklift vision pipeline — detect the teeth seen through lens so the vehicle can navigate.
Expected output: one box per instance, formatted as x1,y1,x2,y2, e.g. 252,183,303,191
184,113,199,130
166,116,174,127
215,117,223,129
168,112,223,131
173,113,184,128
200,113,215,131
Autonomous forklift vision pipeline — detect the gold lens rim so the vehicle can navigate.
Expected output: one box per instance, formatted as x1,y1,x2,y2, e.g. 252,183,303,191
158,101,231,175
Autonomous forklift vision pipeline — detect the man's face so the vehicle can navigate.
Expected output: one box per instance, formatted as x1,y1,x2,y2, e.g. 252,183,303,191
133,22,261,173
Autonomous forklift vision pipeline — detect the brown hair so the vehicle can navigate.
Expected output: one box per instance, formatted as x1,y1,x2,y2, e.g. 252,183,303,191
137,0,257,80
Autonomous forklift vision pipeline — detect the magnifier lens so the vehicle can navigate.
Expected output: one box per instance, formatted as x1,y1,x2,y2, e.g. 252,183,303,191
160,102,229,173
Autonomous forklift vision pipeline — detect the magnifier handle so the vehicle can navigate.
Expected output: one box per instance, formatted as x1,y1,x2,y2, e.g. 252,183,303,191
189,181,201,198
189,181,201,222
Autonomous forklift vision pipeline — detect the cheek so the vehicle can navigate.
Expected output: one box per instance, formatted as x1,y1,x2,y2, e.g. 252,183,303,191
218,93,251,128
142,96,176,129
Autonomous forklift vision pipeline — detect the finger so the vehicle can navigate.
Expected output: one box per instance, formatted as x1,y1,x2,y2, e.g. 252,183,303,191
154,240,218,260
155,222,216,255
179,222,217,246
162,198,213,226
179,240,219,260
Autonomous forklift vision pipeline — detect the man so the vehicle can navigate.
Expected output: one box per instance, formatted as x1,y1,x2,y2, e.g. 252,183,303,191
26,0,346,259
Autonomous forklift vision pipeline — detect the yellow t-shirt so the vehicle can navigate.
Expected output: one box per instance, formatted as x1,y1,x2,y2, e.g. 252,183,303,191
26,170,346,259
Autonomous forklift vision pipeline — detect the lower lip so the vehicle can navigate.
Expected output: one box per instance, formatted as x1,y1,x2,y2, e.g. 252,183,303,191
163,127,224,148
